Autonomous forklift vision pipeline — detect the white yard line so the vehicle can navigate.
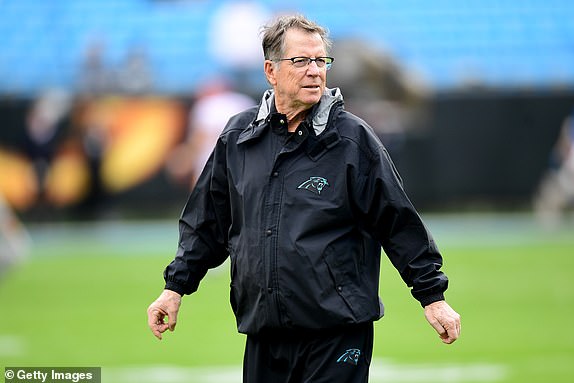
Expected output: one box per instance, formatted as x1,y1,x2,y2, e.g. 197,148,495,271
0,334,26,357
104,360,507,383
370,360,507,382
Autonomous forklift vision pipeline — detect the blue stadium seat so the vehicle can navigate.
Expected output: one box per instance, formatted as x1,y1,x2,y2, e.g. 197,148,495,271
0,0,573,94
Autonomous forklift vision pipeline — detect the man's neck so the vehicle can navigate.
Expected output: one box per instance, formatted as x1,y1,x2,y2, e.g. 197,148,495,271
275,101,313,132
286,113,308,132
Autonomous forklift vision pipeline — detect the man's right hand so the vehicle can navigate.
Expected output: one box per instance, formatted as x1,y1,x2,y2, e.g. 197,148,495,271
147,289,182,340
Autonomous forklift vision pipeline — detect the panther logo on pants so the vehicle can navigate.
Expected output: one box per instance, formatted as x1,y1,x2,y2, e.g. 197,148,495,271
336,348,361,366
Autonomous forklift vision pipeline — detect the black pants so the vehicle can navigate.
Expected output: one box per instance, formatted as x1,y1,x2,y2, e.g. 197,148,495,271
243,323,373,383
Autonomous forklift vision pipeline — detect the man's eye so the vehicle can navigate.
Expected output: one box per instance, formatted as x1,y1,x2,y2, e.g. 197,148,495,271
292,58,308,64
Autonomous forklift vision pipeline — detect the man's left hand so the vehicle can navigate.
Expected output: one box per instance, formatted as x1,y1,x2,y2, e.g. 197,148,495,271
424,300,461,344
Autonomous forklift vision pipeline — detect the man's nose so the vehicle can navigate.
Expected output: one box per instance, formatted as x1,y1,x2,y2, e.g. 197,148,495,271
306,61,321,75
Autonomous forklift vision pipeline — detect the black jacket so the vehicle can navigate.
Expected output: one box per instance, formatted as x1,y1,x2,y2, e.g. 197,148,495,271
164,88,448,335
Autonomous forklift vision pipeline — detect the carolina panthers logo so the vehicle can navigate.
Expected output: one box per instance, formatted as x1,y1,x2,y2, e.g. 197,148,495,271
336,348,361,366
297,176,329,195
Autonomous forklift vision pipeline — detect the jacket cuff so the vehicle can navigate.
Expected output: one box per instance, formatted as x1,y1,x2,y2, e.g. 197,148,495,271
418,293,445,308
164,281,188,296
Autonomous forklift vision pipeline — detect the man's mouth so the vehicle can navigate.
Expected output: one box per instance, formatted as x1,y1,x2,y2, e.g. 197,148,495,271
303,85,320,89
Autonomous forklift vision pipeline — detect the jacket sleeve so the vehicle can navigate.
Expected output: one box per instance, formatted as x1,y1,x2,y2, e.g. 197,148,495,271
352,144,448,307
163,137,231,296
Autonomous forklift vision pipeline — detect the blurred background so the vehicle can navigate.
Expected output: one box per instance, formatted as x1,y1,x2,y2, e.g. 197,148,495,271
1,0,574,219
1,1,573,382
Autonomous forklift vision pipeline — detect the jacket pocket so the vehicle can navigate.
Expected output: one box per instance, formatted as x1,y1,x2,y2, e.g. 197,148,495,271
228,245,266,331
322,243,374,321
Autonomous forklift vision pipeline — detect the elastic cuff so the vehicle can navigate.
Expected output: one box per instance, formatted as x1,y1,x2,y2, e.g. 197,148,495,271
418,293,445,308
164,281,188,296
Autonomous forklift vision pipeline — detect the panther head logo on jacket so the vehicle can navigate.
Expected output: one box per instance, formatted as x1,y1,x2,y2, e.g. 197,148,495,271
297,176,330,195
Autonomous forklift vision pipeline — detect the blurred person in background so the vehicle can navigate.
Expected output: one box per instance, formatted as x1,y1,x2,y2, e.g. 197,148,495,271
534,108,574,228
19,88,90,210
208,0,271,98
78,39,154,97
23,89,72,186
165,78,254,189
116,44,154,96
0,193,30,281
328,38,430,160
148,14,460,383
77,39,115,98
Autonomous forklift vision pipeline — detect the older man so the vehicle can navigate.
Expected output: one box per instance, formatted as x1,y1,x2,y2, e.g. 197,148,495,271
148,14,460,382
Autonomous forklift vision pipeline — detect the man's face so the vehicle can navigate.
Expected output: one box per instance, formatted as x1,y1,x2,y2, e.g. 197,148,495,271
265,28,328,112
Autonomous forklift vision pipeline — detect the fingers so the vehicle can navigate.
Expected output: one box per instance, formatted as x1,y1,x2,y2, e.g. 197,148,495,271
437,319,460,344
147,305,169,340
147,290,182,340
424,300,461,345
167,307,178,332
440,325,458,344
433,316,458,344
161,289,181,332
426,315,451,343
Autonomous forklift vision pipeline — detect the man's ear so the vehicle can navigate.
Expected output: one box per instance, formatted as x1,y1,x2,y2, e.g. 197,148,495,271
264,60,277,86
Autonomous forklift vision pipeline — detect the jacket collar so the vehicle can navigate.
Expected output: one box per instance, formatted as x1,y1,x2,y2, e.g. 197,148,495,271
237,87,343,144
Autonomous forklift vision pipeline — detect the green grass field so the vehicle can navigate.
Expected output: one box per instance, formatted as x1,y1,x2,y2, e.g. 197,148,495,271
1,214,573,382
